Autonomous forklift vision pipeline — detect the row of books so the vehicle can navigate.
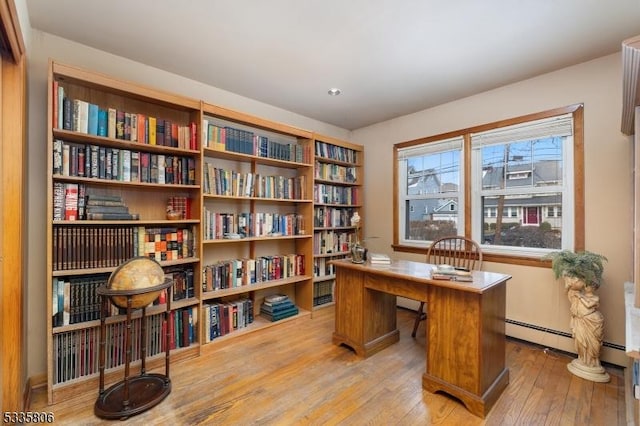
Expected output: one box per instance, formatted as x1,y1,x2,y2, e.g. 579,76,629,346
313,281,334,306
53,83,198,149
315,141,358,163
260,294,299,322
314,162,357,183
52,274,107,326
52,225,196,271
203,298,254,342
54,183,87,221
203,210,306,240
54,327,99,384
54,313,164,384
313,183,360,205
314,206,356,228
314,229,354,255
203,120,310,163
53,306,197,386
51,267,195,328
165,266,196,301
313,257,336,278
53,140,197,185
203,164,307,200
166,307,198,351
202,254,306,292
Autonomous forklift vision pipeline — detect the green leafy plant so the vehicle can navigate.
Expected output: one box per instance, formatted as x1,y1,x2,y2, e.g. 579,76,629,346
545,250,608,289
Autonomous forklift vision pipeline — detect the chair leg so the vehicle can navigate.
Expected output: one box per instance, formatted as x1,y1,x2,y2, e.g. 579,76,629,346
411,301,426,338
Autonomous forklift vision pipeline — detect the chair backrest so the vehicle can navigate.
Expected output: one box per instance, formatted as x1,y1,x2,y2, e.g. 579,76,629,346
426,236,483,271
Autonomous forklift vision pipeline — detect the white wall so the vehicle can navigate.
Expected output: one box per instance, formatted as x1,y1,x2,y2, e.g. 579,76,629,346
24,30,351,378
353,53,633,366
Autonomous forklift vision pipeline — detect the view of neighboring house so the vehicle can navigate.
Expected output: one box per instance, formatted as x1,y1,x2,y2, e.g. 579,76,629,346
407,159,562,230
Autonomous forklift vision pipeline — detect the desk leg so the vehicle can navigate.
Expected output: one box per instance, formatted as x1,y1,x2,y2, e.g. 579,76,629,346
332,268,399,357
422,281,509,418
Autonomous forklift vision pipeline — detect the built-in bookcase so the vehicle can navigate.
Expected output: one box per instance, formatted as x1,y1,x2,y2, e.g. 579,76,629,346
312,134,364,308
45,61,361,404
46,61,202,404
199,103,315,344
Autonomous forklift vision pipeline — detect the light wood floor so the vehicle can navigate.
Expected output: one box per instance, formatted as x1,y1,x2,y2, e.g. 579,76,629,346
30,306,627,425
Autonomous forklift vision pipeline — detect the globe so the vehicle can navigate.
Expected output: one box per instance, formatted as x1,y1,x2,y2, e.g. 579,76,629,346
107,257,166,309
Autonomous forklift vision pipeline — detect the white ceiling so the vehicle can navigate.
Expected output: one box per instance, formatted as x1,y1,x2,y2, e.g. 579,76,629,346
25,0,640,130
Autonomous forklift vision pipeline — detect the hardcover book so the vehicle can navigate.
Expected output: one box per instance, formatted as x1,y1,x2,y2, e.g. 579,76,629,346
431,265,473,282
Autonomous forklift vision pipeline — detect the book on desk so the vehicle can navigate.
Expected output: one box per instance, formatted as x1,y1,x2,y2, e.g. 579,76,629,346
368,253,391,264
431,265,473,282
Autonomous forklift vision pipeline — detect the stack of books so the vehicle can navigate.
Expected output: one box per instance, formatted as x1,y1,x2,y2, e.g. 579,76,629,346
431,264,473,282
368,253,391,265
260,294,299,321
85,193,139,220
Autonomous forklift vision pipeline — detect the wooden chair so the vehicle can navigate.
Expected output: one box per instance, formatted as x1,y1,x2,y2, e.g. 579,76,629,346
411,236,483,338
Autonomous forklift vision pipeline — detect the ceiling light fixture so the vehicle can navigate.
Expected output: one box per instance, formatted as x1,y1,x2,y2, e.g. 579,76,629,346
328,88,342,96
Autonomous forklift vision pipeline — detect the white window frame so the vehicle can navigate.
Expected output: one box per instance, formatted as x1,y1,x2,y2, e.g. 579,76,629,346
470,113,575,257
397,137,464,248
393,105,583,262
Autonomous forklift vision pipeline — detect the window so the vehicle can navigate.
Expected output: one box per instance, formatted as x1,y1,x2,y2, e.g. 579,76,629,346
393,105,584,261
396,137,463,246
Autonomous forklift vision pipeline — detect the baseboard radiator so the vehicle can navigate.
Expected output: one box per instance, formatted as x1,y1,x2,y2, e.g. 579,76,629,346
505,318,625,352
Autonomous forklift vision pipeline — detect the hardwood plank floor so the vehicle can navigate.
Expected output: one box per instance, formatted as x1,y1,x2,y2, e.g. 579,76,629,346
29,306,626,425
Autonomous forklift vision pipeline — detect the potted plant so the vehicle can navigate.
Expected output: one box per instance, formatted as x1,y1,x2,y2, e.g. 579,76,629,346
545,249,610,382
547,250,607,289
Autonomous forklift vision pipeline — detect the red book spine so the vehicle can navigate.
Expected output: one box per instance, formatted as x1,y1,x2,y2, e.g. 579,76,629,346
168,311,176,350
190,122,197,150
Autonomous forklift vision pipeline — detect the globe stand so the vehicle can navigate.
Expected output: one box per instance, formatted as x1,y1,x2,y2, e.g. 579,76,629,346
94,268,173,420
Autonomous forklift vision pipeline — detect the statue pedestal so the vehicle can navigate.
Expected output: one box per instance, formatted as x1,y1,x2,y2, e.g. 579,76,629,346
567,358,610,383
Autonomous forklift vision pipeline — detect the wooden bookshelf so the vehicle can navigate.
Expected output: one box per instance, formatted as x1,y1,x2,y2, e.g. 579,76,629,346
312,134,364,308
46,61,202,404
199,102,315,345
45,61,362,404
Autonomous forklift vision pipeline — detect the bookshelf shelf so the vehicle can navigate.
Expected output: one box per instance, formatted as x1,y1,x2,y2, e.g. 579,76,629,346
315,202,363,208
314,178,359,187
202,193,313,204
51,257,201,278
314,251,350,258
53,128,200,155
52,219,200,226
312,134,364,309
203,147,313,169
201,309,312,347
202,275,313,300
203,235,312,245
313,226,355,232
314,274,337,283
52,175,199,190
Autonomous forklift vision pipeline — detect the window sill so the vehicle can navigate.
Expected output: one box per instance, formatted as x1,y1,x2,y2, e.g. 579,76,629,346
392,243,551,268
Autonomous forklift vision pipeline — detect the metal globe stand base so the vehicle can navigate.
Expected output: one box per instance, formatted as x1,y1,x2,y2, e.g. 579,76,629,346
94,374,171,420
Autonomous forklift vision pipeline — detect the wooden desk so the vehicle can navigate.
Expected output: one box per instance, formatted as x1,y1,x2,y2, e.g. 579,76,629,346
331,259,511,418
